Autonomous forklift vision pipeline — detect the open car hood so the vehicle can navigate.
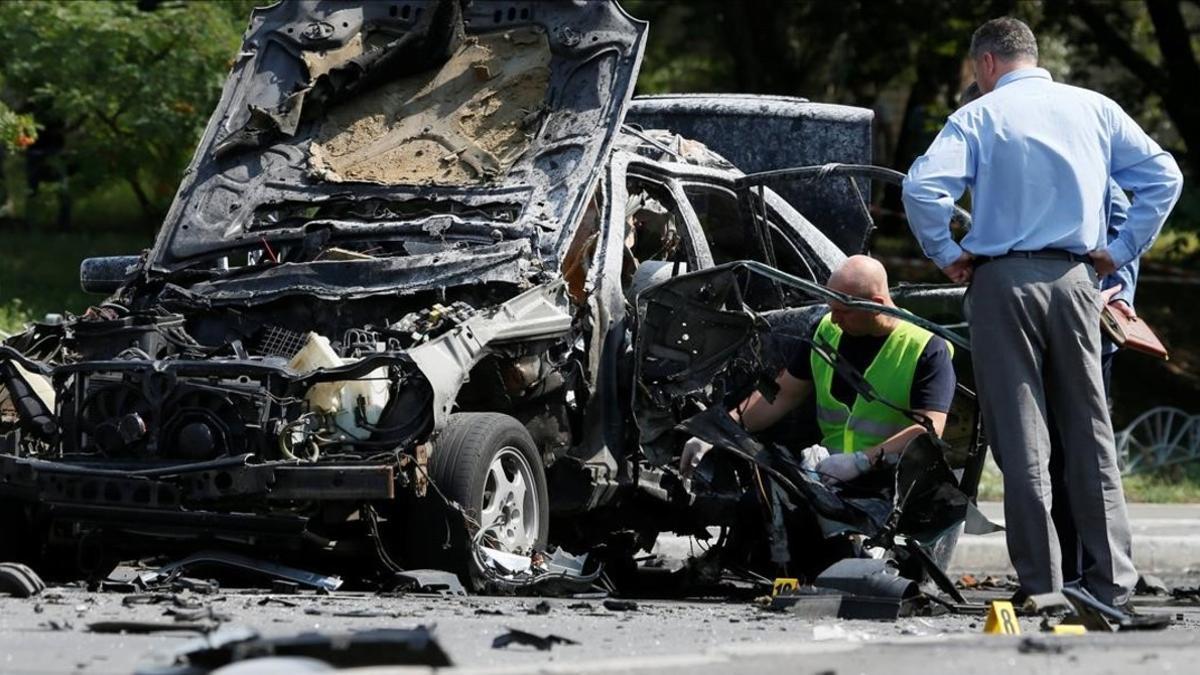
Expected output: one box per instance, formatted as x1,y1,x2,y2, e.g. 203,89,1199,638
147,0,646,273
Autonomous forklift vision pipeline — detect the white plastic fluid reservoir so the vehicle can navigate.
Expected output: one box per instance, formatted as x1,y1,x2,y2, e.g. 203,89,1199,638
288,333,344,413
287,332,391,440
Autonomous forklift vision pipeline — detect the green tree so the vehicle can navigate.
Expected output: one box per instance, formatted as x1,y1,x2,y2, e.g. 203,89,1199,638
1046,0,1200,177
0,0,249,228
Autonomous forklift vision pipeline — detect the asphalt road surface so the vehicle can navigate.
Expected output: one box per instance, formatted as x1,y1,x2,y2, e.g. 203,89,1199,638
2,582,1200,674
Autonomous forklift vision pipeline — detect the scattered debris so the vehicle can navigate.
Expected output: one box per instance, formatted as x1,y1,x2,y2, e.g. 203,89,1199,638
88,621,215,635
567,602,593,611
41,620,73,632
123,593,205,609
492,628,580,651
258,597,300,608
525,600,552,615
165,606,233,623
957,574,1018,591
1027,588,1172,632
476,544,603,595
1170,586,1200,603
140,551,343,592
0,562,46,598
388,569,466,596
271,580,301,595
304,607,406,619
603,599,639,612
1018,637,1067,654
474,608,506,616
1135,574,1169,596
141,626,451,674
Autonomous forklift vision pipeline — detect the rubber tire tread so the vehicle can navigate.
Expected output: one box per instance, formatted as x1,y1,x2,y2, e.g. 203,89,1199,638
0,562,43,597
428,413,548,542
422,413,549,588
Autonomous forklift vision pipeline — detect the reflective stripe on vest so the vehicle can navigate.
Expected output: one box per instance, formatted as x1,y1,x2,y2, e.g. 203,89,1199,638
810,313,949,453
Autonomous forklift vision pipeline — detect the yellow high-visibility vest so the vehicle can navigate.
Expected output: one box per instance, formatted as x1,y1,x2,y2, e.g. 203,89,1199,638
810,314,948,453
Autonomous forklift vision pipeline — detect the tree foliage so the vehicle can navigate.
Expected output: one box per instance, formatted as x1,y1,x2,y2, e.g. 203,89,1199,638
628,0,1200,191
0,0,1197,232
0,0,249,224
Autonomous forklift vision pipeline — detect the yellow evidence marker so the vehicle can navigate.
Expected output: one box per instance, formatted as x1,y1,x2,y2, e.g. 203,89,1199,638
772,578,800,596
1051,624,1088,635
983,600,1021,634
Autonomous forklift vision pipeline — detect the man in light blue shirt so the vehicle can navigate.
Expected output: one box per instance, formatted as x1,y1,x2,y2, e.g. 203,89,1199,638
902,17,1182,609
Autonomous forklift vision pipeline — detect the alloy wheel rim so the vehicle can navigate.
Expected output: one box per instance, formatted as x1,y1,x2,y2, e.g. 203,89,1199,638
479,446,539,553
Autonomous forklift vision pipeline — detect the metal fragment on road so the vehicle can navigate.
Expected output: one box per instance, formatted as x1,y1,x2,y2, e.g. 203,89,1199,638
492,627,579,651
141,625,451,674
140,550,343,592
389,569,467,596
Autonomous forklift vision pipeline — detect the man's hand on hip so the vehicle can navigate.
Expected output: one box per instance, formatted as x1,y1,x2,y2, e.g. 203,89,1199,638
1089,249,1117,277
941,251,975,284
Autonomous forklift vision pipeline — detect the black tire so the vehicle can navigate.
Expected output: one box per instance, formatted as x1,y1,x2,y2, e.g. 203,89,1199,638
0,562,45,597
403,412,549,590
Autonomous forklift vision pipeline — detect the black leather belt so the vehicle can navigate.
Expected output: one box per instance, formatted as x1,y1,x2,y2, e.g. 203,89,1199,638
972,249,1094,267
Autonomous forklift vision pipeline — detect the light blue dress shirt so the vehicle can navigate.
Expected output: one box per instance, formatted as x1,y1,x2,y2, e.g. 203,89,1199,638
902,67,1182,270
1103,185,1135,307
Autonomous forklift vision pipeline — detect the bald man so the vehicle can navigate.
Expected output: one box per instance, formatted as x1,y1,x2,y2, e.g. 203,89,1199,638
682,256,956,483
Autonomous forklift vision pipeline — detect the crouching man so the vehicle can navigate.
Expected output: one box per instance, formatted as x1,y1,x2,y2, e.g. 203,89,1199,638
681,255,957,482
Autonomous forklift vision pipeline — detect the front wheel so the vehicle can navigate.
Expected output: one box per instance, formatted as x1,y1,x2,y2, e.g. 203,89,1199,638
408,412,549,589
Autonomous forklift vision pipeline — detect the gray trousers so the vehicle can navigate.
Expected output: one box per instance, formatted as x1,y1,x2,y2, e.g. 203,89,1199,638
966,257,1136,605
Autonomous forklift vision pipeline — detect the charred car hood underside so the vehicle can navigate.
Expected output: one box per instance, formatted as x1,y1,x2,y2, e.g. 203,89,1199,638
149,0,646,272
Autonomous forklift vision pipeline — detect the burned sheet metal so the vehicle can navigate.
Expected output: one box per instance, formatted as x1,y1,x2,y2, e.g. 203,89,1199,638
492,627,579,651
186,239,536,305
814,558,918,600
149,0,647,271
473,542,603,595
389,569,466,596
1029,587,1173,632
140,551,344,592
769,560,924,621
143,625,452,674
409,280,572,426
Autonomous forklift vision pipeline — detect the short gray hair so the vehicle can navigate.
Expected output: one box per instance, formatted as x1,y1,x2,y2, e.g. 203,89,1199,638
969,17,1038,62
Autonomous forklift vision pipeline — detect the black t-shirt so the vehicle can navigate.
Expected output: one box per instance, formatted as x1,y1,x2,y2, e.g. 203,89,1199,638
786,327,956,413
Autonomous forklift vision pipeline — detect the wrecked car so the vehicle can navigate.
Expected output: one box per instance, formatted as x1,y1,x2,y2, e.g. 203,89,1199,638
0,0,986,591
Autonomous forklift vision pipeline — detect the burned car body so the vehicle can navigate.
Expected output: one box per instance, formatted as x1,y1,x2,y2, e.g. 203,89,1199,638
0,0,985,589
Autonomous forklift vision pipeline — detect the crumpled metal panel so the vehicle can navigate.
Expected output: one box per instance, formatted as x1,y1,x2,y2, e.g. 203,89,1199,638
186,239,534,304
147,0,647,273
408,280,572,428
626,94,873,255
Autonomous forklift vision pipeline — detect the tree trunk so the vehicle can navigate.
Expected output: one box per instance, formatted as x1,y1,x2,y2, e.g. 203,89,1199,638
126,175,156,224
1146,0,1200,176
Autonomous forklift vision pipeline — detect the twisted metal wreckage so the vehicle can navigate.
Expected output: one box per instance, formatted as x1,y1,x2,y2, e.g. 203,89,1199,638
0,0,995,598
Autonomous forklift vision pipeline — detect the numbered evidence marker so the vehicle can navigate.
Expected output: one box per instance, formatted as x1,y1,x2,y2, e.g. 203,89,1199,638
772,578,800,596
983,600,1022,635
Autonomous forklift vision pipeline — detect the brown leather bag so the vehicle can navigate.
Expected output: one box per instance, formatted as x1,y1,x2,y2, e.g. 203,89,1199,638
1100,302,1169,360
